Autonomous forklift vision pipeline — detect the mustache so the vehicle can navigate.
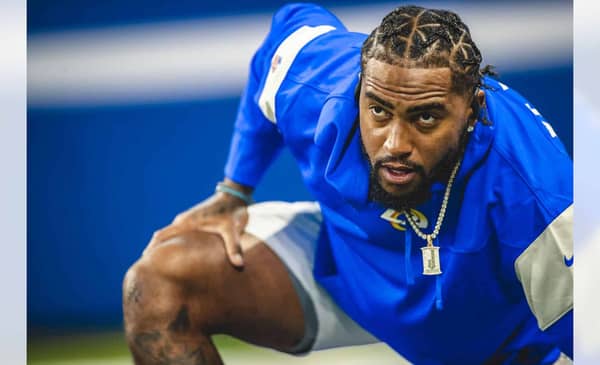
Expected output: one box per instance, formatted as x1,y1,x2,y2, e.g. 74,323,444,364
373,155,426,175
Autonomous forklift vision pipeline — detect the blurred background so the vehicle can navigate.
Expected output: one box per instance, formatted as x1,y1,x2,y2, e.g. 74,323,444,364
27,0,573,364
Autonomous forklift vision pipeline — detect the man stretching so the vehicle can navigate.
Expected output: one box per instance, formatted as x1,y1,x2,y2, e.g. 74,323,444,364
123,4,573,364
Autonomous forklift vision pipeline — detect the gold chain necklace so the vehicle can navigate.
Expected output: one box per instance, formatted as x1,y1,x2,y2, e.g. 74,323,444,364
403,157,462,275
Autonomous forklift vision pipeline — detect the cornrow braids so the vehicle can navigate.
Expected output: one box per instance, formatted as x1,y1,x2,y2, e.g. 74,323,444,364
361,5,495,98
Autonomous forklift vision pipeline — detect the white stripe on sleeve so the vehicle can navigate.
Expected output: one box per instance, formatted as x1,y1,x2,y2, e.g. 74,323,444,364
515,204,573,330
258,25,335,123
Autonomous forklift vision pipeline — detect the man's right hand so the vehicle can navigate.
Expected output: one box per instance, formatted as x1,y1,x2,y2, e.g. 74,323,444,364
145,179,253,267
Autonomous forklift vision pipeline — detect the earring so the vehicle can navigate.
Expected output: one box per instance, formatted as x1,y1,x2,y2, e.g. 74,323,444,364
467,125,474,133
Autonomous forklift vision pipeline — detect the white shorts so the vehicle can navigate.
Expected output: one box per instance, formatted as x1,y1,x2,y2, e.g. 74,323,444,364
244,201,379,353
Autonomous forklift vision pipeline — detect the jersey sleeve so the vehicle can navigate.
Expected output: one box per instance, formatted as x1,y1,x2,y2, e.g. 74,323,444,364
512,201,573,358
485,80,573,357
491,168,573,322
224,4,344,187
513,204,573,331
489,165,573,358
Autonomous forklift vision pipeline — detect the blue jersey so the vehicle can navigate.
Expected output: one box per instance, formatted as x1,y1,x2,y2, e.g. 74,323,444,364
224,4,573,364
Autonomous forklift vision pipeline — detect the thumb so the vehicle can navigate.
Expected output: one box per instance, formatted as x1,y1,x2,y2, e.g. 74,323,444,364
220,226,244,268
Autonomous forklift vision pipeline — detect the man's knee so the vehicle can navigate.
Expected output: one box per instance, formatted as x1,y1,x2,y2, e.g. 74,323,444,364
123,231,229,331
141,231,230,284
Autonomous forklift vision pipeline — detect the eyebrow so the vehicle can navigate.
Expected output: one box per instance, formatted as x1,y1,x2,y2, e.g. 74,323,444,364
406,103,448,114
365,91,448,114
365,91,395,110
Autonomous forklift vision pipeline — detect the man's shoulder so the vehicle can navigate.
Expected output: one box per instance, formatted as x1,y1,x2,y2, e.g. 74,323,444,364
266,3,365,93
256,4,365,124
483,78,572,193
269,4,346,34
473,79,572,248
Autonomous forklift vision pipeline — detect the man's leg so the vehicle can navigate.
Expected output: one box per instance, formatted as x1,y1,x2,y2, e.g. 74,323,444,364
122,230,306,364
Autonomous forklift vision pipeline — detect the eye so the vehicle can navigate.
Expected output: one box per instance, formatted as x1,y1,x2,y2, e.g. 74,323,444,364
418,113,436,124
369,105,389,119
413,112,440,129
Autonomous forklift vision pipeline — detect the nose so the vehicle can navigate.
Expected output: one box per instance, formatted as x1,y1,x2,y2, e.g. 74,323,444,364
383,122,413,157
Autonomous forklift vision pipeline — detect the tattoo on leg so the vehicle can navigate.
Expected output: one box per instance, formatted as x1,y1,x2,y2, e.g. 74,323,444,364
168,306,191,334
127,280,142,304
133,330,207,365
134,331,162,349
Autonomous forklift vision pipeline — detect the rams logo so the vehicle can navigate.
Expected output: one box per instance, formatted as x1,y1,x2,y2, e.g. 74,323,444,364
380,209,428,231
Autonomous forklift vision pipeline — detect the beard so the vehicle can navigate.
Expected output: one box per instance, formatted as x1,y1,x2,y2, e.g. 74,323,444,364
362,124,470,211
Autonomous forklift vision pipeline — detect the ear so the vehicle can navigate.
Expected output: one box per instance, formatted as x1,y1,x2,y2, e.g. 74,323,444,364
468,89,485,126
476,89,485,108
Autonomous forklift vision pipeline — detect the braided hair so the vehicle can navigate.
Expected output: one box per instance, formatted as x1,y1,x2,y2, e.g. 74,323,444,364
361,5,495,98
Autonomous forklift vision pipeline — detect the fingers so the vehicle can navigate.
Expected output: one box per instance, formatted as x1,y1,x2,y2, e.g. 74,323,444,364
154,223,184,244
172,212,188,225
145,219,245,268
146,204,248,267
220,227,244,268
144,223,186,255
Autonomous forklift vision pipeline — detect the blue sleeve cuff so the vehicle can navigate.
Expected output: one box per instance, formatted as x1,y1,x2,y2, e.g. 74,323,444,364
224,128,283,188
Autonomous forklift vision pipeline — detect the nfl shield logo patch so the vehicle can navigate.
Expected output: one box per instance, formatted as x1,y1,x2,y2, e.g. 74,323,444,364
270,54,282,72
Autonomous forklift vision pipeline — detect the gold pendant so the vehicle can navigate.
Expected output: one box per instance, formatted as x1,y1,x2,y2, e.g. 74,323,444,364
421,245,442,275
